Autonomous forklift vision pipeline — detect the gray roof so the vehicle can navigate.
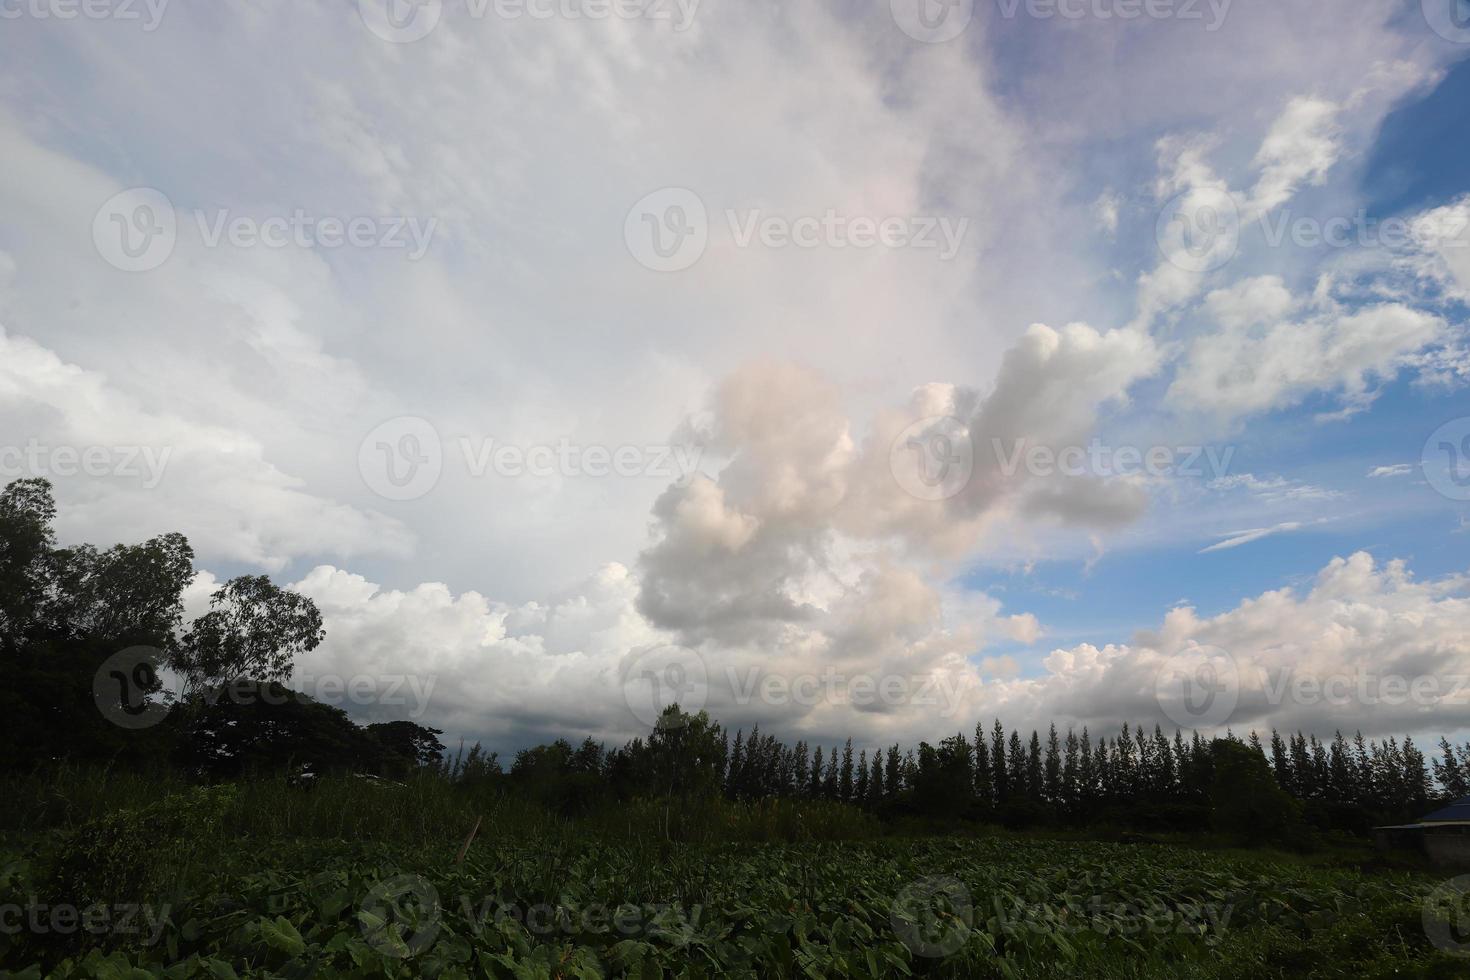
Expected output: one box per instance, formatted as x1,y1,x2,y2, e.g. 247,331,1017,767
1422,796,1470,823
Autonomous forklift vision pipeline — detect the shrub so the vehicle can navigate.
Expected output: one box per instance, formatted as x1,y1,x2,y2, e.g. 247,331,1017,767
38,784,237,909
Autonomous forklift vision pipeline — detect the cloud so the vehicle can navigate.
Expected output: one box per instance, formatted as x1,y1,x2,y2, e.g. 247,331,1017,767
1367,464,1413,479
0,325,411,570
1206,473,1341,503
273,548,1470,751
988,551,1470,740
1246,97,1341,218
1167,278,1445,422
1198,521,1306,553
1092,191,1121,237
637,321,1160,648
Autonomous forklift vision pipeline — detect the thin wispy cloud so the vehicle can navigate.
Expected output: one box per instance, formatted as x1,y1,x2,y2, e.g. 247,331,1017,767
1198,518,1333,554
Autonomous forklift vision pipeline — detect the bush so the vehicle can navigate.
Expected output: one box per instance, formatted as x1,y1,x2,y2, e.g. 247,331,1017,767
37,784,237,909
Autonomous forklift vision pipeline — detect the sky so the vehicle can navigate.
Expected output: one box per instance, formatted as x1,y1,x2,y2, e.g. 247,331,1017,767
1,0,1469,758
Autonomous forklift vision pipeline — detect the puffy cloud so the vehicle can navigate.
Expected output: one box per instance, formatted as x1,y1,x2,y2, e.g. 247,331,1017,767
978,552,1470,740
638,318,1160,649
271,550,1470,752
289,561,667,748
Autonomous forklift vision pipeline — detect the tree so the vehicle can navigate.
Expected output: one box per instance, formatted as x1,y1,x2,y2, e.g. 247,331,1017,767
178,682,386,777
0,482,195,767
1078,728,1094,808
641,705,726,800
1435,737,1468,800
1061,728,1079,814
911,733,975,818
1210,738,1300,840
0,479,57,649
1270,729,1291,794
728,729,745,796
1007,729,1026,799
839,739,855,803
1403,736,1431,813
885,744,902,795
973,722,992,808
367,720,447,770
171,575,325,699
1043,724,1062,804
45,535,194,648
991,720,1009,804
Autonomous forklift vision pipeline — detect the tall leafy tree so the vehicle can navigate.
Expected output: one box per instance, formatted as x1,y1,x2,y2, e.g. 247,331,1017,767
0,478,57,650
171,576,325,701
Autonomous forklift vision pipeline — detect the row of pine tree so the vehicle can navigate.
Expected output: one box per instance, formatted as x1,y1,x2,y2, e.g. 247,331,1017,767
716,720,1446,820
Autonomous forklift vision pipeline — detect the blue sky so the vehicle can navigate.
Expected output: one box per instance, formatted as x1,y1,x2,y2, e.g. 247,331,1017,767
960,55,1470,668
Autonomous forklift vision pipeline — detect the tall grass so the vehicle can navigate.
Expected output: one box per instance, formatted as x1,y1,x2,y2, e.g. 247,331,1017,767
0,762,194,835
1,765,883,848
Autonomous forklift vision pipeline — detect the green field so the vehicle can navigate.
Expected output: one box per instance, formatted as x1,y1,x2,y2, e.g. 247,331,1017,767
2,779,1465,979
